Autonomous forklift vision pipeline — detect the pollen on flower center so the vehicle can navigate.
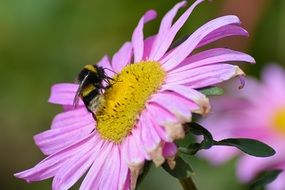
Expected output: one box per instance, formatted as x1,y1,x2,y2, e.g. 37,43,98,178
272,108,285,134
95,61,166,143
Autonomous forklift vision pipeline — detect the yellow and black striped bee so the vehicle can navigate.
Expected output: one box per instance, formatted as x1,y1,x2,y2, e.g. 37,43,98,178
73,64,112,113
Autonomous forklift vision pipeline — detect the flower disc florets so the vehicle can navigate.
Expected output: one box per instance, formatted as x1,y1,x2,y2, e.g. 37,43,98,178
96,62,166,143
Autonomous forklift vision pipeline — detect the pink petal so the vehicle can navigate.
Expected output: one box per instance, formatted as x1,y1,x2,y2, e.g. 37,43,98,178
122,135,145,166
166,63,244,88
112,42,132,72
132,10,157,62
97,55,115,78
15,133,98,182
237,156,268,182
50,107,92,129
99,146,121,190
262,64,285,98
132,122,151,160
34,122,94,155
52,140,103,190
237,154,282,182
169,48,255,74
199,108,242,140
149,0,203,61
163,142,177,158
149,1,187,60
79,142,113,190
146,103,177,126
197,24,249,48
147,101,187,141
143,35,156,60
198,146,238,165
210,77,261,106
62,105,79,111
161,84,210,114
118,146,130,190
161,15,241,71
48,83,84,106
139,111,161,152
122,171,131,190
145,110,171,142
149,92,198,119
157,1,187,33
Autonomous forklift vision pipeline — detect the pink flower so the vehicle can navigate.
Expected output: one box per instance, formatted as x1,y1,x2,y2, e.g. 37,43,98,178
199,64,285,190
15,1,255,189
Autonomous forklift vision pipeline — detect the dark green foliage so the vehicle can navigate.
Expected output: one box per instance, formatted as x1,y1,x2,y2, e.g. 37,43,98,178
249,170,283,190
162,156,194,179
214,138,276,157
180,122,275,158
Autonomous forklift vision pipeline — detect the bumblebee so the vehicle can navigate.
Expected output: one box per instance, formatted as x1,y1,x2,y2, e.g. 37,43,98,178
73,64,112,113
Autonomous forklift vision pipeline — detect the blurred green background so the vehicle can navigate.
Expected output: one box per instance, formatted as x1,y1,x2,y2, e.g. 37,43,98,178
1,0,284,189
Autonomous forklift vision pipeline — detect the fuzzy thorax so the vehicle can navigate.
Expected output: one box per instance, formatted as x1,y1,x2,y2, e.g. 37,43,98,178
96,62,166,143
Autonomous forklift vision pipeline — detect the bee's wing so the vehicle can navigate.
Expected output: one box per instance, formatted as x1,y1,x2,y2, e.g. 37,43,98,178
73,89,81,107
73,75,88,107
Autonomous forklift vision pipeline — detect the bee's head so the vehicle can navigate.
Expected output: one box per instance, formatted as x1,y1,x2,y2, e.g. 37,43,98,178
77,68,89,83
77,65,107,84
93,65,106,78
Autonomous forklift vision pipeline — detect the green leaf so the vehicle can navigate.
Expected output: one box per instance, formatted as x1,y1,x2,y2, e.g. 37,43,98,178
191,113,202,122
186,122,214,149
137,161,152,187
215,138,275,157
249,170,283,190
198,86,224,96
179,143,201,155
162,156,194,179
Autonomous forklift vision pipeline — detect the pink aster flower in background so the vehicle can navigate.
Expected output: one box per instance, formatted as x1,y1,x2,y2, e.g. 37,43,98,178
199,64,285,190
15,0,255,189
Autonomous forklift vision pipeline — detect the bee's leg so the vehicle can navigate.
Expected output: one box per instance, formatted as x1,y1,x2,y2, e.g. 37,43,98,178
102,78,113,90
99,88,105,94
91,113,97,123
106,76,115,81
106,76,123,84
90,113,97,133
103,78,112,85
90,128,96,133
103,68,117,75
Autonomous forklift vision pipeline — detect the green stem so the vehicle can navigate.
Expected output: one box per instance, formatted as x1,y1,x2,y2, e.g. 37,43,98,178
179,177,198,190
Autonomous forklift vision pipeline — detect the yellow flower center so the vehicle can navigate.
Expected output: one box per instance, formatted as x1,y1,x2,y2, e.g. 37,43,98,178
272,108,285,134
96,61,166,143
